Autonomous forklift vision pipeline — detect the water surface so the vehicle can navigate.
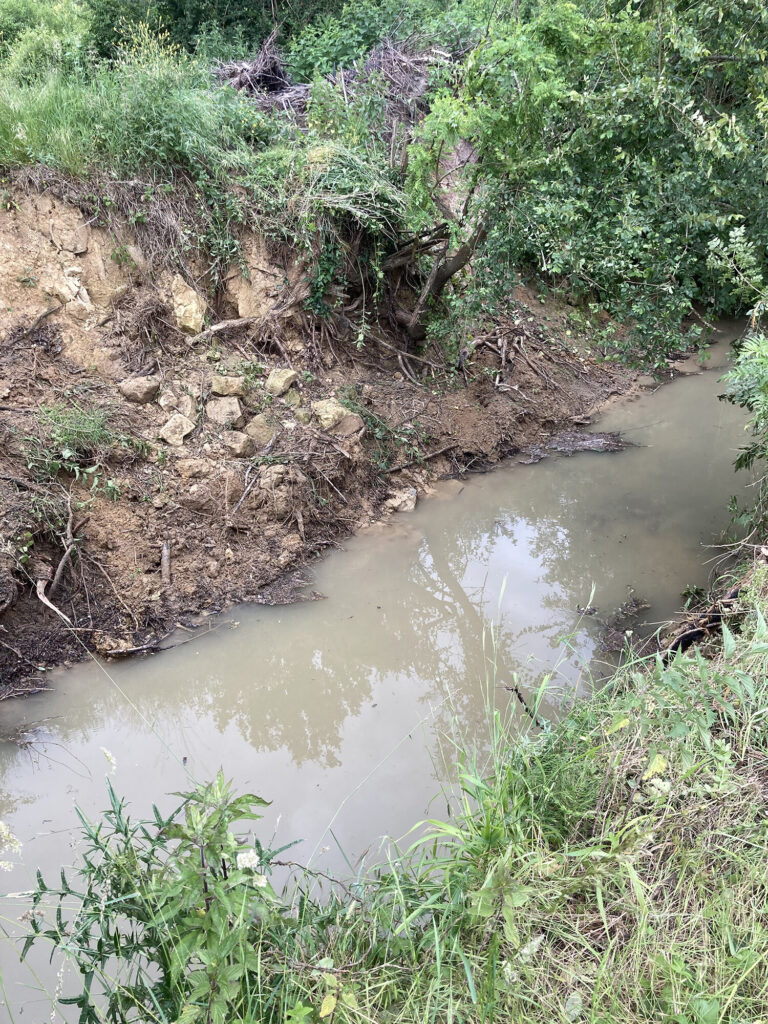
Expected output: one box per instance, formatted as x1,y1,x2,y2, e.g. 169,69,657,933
0,326,750,1017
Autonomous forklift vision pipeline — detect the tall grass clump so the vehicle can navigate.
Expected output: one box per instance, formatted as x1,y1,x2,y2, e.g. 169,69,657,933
0,29,259,178
18,566,768,1023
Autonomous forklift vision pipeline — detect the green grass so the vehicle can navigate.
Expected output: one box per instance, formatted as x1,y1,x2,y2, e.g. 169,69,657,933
15,564,768,1023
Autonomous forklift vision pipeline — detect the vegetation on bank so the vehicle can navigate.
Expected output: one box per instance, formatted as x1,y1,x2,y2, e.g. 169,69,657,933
0,0,766,365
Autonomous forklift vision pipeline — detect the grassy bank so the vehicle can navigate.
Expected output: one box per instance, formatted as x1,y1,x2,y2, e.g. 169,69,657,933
11,562,768,1023
1,0,766,365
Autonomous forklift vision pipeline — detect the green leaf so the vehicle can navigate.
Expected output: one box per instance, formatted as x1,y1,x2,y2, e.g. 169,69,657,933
319,992,337,1018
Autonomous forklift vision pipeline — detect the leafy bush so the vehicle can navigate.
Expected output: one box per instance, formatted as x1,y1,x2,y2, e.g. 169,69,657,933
0,0,84,53
84,0,341,56
408,0,768,364
2,23,87,84
284,0,433,81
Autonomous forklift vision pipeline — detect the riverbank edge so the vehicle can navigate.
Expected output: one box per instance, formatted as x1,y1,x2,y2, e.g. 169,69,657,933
0,185,639,698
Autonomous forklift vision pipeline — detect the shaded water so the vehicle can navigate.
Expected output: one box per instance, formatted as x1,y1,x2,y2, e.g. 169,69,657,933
0,326,751,1016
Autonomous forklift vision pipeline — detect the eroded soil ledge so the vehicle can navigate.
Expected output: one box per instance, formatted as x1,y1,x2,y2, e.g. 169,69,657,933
0,189,633,698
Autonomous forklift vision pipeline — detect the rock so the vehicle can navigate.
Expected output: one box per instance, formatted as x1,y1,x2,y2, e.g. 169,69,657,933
283,388,302,408
295,408,312,425
224,431,254,457
332,412,365,437
158,391,178,412
637,374,658,388
159,414,196,447
177,394,197,420
171,274,206,335
265,368,298,396
175,458,210,480
211,375,246,397
312,398,348,430
206,396,244,429
245,414,277,446
260,464,287,489
385,487,418,513
119,376,160,404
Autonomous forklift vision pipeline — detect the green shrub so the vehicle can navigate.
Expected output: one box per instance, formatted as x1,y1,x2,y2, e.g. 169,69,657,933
0,0,84,53
2,23,87,84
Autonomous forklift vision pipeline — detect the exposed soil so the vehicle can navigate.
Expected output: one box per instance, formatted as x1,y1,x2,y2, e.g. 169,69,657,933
0,187,633,699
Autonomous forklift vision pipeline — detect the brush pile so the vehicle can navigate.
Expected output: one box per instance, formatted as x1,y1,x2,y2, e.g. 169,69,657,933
215,32,446,129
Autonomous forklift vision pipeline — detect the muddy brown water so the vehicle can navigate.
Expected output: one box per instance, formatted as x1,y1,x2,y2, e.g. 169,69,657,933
0,325,752,1016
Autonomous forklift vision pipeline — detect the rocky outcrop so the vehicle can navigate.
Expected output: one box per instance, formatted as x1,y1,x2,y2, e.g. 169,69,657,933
211,375,246,397
206,396,244,429
311,398,348,430
245,414,278,446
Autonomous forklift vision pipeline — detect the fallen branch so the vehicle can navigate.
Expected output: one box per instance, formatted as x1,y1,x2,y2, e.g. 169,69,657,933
49,507,89,599
188,316,260,345
12,304,62,343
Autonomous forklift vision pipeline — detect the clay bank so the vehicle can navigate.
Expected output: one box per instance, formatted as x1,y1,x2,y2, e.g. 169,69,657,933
0,187,634,694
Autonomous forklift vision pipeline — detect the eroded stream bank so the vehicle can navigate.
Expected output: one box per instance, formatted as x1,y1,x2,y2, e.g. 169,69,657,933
0,325,750,1018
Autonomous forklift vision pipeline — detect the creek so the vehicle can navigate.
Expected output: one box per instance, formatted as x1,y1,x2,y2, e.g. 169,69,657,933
0,324,752,1017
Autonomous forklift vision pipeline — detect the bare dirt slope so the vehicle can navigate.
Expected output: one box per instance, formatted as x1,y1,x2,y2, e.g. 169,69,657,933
0,188,630,697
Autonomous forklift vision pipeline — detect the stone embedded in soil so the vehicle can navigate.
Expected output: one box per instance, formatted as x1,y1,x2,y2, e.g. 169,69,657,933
175,458,210,479
259,464,287,489
206,396,244,429
295,408,312,425
119,375,160,404
311,397,348,430
332,412,365,437
265,368,298,396
283,387,302,408
159,413,196,447
386,487,418,513
211,375,246,397
176,394,197,420
224,431,255,457
171,274,206,335
245,413,277,446
158,391,178,412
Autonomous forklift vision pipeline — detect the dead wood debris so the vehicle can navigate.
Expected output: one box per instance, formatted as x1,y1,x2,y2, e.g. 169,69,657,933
215,35,447,130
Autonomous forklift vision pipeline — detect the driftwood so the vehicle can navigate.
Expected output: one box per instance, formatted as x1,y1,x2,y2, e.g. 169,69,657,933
188,316,260,345
35,579,72,625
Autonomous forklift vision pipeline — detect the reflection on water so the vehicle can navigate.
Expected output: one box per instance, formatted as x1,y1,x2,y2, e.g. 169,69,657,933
0,325,750,1017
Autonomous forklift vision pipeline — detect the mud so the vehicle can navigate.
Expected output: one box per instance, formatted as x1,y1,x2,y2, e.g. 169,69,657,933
0,187,631,696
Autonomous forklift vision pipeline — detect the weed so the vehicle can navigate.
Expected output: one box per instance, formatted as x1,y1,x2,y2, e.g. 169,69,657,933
23,403,137,492
17,268,36,286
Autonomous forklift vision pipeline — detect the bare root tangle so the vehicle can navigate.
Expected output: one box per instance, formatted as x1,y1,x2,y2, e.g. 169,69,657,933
214,29,290,95
109,293,185,369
